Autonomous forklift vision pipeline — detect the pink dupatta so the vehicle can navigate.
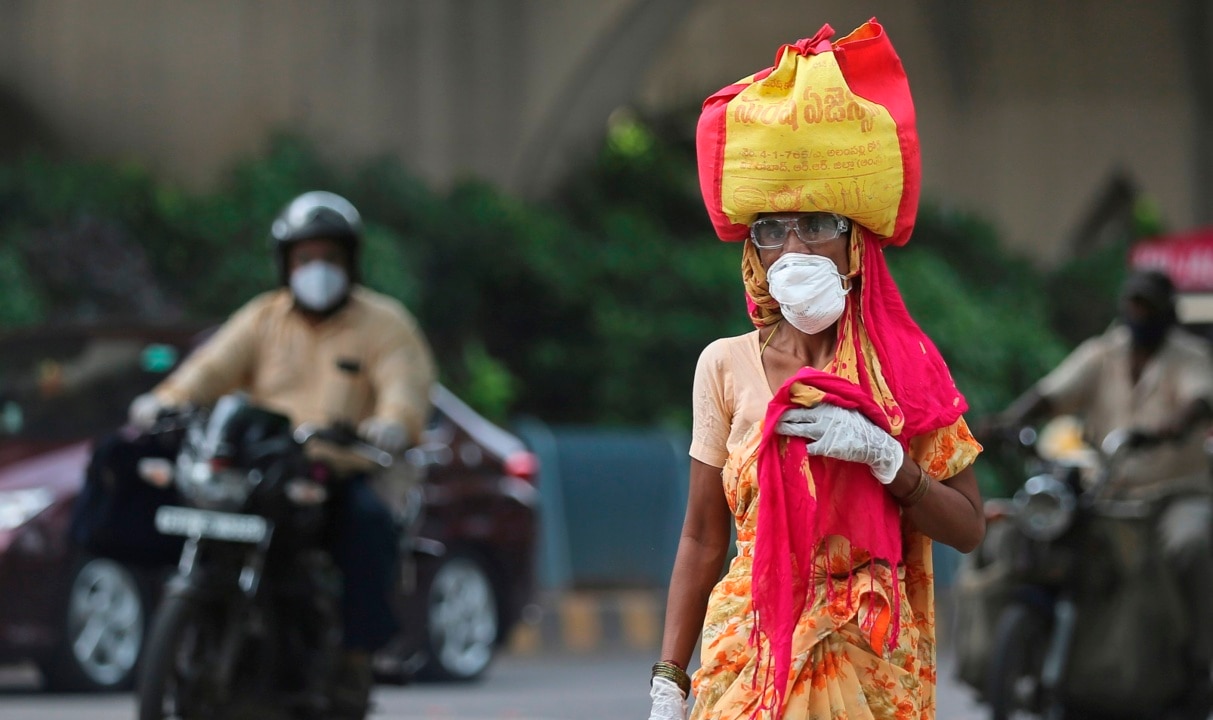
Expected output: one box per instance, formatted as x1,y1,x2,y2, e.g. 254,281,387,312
748,234,967,715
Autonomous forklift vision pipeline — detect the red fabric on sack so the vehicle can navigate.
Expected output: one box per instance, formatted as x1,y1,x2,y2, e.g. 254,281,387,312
695,19,920,246
830,20,920,248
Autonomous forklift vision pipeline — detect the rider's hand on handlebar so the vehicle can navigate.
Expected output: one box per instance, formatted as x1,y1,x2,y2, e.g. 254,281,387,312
1123,428,1168,450
358,418,407,454
128,393,173,431
1153,420,1188,443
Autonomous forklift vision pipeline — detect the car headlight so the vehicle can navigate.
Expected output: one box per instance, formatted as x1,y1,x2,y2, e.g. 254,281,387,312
0,487,55,531
1013,473,1076,541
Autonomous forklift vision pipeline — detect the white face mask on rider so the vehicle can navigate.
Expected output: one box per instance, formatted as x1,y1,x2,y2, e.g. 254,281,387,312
290,260,350,312
765,253,850,335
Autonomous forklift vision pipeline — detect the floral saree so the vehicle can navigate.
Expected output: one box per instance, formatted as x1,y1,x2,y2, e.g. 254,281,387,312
689,416,980,720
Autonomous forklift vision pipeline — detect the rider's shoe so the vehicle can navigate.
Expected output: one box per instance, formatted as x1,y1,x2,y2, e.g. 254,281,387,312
329,651,375,719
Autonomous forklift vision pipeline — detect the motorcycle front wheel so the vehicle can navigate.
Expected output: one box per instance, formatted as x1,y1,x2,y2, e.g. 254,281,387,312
137,594,242,720
986,602,1059,720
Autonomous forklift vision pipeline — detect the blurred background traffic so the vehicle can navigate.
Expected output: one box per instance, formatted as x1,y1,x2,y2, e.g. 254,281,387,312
3,1,1213,718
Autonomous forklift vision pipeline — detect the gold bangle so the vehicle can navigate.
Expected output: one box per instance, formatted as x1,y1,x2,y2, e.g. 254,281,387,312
651,660,691,696
896,463,932,508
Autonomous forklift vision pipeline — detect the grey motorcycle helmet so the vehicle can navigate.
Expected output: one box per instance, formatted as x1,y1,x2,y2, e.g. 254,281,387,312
270,191,363,284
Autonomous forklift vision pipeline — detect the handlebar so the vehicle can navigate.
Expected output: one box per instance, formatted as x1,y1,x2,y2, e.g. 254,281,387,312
979,416,1182,457
293,422,394,469
137,404,197,437
1100,427,1184,454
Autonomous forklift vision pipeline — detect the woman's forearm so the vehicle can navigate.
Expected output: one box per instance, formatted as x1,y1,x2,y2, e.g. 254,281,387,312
659,533,729,670
888,462,985,552
660,458,734,669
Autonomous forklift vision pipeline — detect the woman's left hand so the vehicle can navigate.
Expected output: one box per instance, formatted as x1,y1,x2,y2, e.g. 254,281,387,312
776,405,904,484
647,677,687,720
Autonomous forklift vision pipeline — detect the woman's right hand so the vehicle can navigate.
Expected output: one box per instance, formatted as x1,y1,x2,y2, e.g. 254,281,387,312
647,677,688,720
775,404,904,484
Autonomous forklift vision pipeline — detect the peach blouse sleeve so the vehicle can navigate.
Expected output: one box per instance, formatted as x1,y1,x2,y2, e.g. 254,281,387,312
690,341,732,469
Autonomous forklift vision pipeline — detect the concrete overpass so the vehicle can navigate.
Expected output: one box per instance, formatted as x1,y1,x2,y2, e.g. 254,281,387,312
1,0,1210,261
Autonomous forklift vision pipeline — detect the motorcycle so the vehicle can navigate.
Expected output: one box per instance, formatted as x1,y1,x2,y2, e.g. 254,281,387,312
980,425,1207,720
134,393,406,720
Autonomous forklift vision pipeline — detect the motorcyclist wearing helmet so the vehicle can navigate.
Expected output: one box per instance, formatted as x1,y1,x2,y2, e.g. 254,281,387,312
991,268,1213,705
128,191,435,711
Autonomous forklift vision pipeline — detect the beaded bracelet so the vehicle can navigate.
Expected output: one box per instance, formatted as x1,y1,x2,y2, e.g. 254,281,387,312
651,660,691,696
896,463,933,508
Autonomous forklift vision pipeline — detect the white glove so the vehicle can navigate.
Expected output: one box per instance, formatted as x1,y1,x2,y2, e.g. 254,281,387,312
358,418,408,454
776,404,904,484
647,677,687,720
128,393,167,430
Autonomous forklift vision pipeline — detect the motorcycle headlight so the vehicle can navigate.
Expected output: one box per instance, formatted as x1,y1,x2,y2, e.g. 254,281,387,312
176,459,254,509
0,487,55,531
1013,473,1076,541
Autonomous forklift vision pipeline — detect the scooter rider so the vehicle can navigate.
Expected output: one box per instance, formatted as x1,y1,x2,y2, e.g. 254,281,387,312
128,190,435,711
993,268,1213,701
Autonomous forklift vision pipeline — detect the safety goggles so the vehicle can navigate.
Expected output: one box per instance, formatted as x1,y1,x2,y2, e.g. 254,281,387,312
749,214,850,251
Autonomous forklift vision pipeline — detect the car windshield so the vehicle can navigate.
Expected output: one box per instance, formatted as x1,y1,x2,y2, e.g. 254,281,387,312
0,332,185,442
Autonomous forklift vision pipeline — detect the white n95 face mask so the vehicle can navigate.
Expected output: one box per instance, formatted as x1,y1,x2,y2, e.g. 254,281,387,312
290,261,350,312
765,253,850,335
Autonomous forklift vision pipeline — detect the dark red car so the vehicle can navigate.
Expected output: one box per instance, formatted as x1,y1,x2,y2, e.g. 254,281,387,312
0,324,538,690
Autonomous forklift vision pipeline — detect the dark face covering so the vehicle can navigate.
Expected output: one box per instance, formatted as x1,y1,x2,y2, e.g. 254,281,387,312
1119,270,1178,351
1124,313,1172,349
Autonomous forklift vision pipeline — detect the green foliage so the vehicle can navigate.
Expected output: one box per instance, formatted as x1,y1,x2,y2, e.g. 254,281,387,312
886,211,1069,497
459,340,519,423
0,237,44,325
1045,237,1128,347
899,203,1070,414
888,245,1066,420
0,119,1087,475
1133,196,1168,238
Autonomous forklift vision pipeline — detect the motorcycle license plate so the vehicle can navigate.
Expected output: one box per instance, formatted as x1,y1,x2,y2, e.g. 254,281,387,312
155,506,268,543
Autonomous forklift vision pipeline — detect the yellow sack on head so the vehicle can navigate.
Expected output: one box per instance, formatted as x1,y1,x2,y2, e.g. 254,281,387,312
696,18,920,246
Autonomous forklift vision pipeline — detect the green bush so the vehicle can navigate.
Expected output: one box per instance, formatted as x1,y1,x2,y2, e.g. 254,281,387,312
0,123,1079,498
886,218,1069,497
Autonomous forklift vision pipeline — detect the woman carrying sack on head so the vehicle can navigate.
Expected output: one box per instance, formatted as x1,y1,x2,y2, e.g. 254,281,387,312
647,19,985,720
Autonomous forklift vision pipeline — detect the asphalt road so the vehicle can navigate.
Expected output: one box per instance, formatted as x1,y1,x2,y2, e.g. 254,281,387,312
0,650,986,720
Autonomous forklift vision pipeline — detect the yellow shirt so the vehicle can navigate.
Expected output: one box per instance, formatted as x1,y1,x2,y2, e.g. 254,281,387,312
154,287,434,453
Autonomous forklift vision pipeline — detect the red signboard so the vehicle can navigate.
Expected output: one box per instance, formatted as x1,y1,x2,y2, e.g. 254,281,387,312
1130,226,1213,292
